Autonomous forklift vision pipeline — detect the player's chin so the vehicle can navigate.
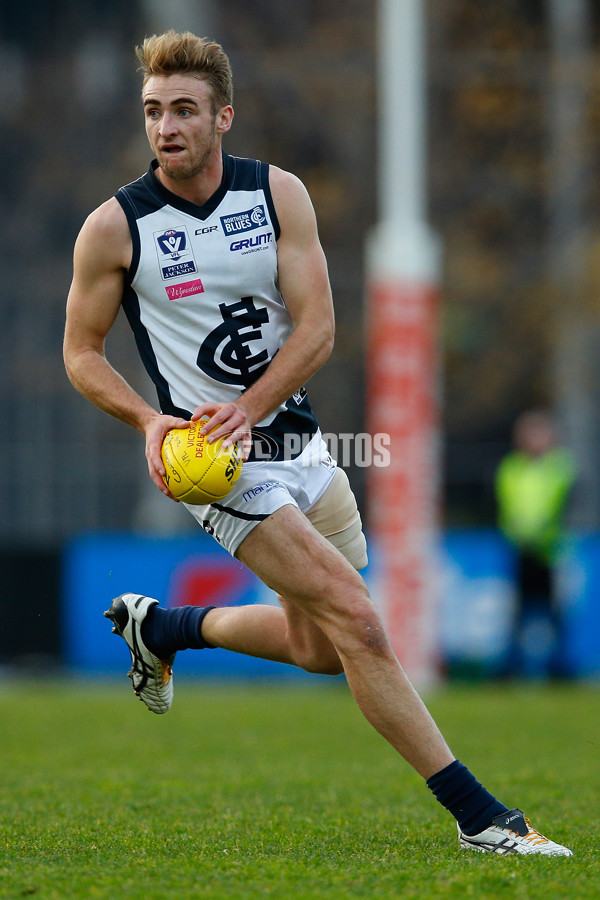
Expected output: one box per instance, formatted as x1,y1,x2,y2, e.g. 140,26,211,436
160,156,198,180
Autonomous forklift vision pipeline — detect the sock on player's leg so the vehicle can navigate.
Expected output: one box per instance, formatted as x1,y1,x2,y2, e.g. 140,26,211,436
141,605,216,659
426,759,509,836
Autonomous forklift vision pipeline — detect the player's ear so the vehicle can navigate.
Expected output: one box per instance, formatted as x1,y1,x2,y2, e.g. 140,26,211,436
216,105,234,134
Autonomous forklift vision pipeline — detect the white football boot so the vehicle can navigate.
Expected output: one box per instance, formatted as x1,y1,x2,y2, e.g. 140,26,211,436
458,808,572,856
104,593,174,714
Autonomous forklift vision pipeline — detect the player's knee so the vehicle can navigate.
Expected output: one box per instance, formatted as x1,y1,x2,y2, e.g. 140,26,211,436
331,594,392,660
291,564,390,662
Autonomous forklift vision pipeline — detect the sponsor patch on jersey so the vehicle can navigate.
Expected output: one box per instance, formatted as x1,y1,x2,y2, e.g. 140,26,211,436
242,480,282,503
165,278,205,301
154,225,198,280
230,233,273,254
220,205,267,235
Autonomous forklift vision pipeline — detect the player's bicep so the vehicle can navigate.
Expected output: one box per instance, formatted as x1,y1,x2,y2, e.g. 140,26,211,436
64,204,128,354
271,168,334,330
66,254,121,352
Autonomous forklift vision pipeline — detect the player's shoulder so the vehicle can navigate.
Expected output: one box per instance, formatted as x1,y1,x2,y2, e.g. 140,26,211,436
75,197,131,269
268,165,310,200
82,196,129,240
267,165,316,233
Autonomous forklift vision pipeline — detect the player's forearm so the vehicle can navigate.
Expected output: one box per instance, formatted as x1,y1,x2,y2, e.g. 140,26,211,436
64,346,159,434
237,319,334,427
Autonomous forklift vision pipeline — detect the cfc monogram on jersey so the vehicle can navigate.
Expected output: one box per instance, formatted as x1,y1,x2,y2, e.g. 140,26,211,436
115,153,318,460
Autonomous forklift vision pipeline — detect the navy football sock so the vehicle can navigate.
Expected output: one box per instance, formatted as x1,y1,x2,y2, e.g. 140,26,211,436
141,605,216,659
426,759,509,836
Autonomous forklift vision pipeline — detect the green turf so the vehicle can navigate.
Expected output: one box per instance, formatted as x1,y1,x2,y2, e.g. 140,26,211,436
0,679,596,899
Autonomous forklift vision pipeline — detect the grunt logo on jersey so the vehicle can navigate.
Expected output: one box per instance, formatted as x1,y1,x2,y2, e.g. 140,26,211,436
154,225,198,279
230,232,273,253
196,296,271,387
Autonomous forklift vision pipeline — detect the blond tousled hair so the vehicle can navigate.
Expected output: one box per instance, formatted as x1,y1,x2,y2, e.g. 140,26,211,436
136,30,233,113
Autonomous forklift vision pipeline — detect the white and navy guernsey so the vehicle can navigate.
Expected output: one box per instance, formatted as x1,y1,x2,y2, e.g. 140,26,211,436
115,152,319,461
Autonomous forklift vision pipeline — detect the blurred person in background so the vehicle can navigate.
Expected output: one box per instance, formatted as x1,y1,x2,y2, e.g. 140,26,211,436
495,410,577,679
63,30,572,856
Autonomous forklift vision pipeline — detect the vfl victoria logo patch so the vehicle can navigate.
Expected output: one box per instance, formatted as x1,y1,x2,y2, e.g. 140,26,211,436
154,225,198,280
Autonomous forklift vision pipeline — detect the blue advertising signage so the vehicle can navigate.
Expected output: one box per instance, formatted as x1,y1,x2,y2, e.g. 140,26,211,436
62,532,305,679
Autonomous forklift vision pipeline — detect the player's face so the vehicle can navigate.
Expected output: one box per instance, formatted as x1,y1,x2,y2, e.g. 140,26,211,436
142,74,231,180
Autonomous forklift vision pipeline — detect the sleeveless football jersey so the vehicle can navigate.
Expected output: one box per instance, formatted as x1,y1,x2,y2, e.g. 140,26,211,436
115,153,319,461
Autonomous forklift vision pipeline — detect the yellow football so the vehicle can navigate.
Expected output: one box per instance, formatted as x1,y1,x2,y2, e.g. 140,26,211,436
160,418,243,505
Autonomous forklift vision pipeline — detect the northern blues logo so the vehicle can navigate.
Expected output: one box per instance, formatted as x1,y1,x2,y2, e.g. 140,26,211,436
154,225,197,280
197,296,270,386
220,205,267,235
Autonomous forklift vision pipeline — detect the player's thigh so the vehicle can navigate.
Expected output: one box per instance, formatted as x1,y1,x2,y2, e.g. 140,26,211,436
235,504,369,621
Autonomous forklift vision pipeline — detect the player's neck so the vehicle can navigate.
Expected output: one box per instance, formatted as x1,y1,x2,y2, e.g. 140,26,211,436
155,152,223,207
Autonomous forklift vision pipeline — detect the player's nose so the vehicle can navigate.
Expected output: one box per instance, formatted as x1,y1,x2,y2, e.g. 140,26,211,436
159,112,179,137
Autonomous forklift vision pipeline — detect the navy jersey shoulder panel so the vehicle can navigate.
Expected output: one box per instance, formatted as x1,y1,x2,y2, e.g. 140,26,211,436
115,166,164,281
224,155,280,241
115,166,164,218
259,162,280,242
227,153,261,191
114,191,141,282
120,283,192,420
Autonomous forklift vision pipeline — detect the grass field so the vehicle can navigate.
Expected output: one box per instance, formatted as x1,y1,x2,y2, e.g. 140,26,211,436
0,678,597,899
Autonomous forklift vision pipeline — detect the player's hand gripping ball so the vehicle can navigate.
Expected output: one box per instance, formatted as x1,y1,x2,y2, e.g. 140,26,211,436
161,418,243,504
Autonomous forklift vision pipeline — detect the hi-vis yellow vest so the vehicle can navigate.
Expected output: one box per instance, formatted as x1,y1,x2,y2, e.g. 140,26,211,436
495,448,576,562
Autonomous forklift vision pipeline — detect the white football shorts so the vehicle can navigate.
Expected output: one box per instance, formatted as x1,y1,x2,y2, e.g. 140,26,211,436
184,431,368,570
